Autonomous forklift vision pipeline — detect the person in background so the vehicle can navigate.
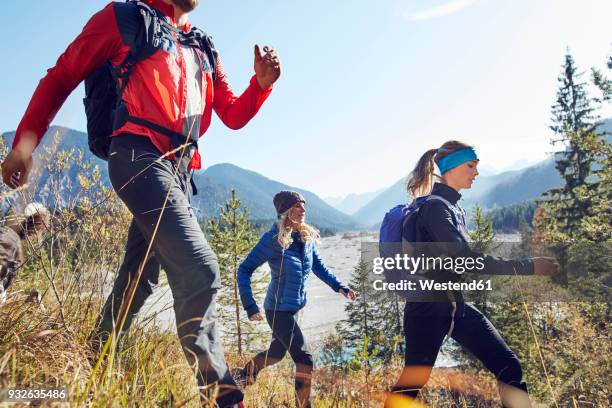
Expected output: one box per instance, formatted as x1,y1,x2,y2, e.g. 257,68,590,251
0,203,49,303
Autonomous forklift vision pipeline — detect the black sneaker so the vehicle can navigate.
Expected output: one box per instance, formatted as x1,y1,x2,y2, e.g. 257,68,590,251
232,366,257,390
231,367,248,390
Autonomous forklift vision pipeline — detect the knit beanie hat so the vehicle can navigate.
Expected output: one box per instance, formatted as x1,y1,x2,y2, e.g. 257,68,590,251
273,190,306,216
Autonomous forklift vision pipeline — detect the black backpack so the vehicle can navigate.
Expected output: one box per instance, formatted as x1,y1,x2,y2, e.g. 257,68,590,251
83,0,217,160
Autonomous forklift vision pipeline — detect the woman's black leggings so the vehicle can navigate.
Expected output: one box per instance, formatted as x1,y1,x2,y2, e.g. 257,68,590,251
244,309,314,407
394,301,527,399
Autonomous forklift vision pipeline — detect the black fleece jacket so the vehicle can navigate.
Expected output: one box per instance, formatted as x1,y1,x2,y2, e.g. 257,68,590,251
415,182,534,276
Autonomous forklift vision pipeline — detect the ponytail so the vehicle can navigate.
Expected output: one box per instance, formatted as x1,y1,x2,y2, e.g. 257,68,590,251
406,140,473,199
407,148,438,199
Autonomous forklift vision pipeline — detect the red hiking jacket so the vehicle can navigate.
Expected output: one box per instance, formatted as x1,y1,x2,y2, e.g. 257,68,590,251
14,0,272,170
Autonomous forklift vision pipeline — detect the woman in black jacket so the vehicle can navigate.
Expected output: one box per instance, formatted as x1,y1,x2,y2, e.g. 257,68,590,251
385,141,559,408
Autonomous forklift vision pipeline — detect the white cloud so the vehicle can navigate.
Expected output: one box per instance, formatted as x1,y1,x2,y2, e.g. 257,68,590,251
404,0,480,21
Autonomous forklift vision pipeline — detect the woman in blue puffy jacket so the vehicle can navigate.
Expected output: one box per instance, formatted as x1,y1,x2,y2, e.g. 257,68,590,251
235,190,356,408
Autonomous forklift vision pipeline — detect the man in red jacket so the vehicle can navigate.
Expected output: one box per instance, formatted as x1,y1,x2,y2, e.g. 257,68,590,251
1,1,280,407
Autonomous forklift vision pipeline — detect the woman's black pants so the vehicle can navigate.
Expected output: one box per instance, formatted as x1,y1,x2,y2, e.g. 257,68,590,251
243,309,314,408
393,301,527,404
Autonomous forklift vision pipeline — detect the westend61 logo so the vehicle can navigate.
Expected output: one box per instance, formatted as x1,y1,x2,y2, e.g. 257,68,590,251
371,254,493,293
372,254,486,275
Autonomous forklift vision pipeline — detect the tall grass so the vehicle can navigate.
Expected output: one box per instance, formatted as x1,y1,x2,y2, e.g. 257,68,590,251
1,137,609,407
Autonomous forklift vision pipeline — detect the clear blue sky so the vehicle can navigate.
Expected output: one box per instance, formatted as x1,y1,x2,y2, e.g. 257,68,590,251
1,0,611,198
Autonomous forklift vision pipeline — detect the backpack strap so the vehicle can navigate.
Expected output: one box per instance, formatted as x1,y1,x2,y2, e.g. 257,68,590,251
116,0,217,88
179,28,218,81
425,195,470,240
113,0,175,105
131,0,218,81
110,1,204,152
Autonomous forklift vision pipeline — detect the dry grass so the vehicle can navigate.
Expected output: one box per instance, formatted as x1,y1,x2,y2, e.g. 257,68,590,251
1,138,609,407
2,288,503,408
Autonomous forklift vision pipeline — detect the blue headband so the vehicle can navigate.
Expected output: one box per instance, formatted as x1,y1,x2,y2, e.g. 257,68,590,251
437,147,479,174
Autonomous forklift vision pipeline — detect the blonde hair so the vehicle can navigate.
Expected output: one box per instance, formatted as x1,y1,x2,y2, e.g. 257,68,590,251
406,140,473,199
276,212,320,250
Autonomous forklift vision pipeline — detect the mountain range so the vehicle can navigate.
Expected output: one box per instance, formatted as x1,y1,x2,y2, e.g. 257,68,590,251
347,118,611,228
2,119,609,231
350,157,563,228
324,190,384,215
1,127,362,232
192,163,359,231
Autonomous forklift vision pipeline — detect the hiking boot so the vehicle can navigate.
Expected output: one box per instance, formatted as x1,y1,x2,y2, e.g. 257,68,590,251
231,367,248,390
231,367,256,390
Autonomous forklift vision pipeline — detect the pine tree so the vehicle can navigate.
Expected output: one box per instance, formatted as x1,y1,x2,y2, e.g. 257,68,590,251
539,51,611,244
591,50,612,102
535,50,611,327
469,205,495,253
338,256,403,362
585,47,612,242
206,190,265,355
338,259,378,347
566,52,612,307
542,51,602,238
468,205,496,313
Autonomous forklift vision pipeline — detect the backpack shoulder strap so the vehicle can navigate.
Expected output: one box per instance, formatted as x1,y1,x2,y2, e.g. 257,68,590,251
425,194,453,207
112,1,173,103
179,27,218,81
426,195,459,223
426,195,470,240
115,1,218,82
401,196,429,224
113,1,142,48
113,1,173,65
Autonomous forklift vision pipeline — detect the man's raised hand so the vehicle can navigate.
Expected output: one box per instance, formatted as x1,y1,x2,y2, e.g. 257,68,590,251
254,44,281,90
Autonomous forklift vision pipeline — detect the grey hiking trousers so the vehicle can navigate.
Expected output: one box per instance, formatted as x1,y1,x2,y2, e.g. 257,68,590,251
95,134,242,407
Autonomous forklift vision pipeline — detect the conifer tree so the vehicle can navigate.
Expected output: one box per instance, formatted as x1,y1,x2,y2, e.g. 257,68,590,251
585,47,612,242
543,51,602,238
468,205,496,313
536,50,611,326
207,190,265,355
338,256,403,362
591,50,612,102
339,259,378,347
469,205,495,252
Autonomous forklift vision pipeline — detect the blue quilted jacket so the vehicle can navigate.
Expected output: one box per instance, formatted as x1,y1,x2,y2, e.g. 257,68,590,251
237,224,349,316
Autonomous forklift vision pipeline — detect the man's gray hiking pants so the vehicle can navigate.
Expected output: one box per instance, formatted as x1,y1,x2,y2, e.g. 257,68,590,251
95,134,242,407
